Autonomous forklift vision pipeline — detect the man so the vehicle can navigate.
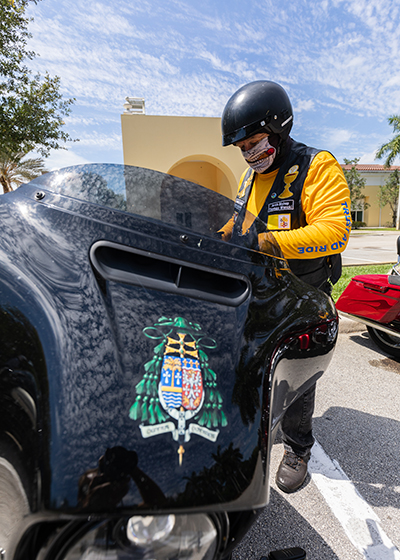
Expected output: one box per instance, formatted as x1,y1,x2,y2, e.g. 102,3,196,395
220,80,351,493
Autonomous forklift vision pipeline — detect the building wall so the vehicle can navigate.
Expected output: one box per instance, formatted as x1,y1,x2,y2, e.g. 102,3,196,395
121,113,399,227
121,113,246,200
352,171,395,227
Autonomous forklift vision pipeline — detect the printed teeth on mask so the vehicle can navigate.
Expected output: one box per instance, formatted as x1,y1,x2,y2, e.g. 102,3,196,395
246,153,268,162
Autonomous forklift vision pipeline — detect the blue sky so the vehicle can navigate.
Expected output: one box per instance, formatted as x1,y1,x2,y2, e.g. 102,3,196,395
26,0,400,170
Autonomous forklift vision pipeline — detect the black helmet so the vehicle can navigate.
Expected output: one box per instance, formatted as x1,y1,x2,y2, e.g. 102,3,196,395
221,80,293,146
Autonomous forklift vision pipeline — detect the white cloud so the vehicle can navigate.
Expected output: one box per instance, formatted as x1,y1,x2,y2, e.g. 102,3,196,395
383,76,400,89
22,0,400,165
65,116,118,126
76,133,122,149
40,149,91,171
323,128,354,149
294,99,315,113
359,150,379,164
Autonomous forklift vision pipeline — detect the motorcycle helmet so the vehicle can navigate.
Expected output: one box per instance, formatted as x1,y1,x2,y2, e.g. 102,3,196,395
221,80,293,146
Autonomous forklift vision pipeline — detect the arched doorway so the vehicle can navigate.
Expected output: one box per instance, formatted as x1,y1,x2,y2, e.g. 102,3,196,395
168,155,237,200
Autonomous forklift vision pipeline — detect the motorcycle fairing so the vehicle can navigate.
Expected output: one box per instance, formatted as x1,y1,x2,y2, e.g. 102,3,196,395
0,165,337,554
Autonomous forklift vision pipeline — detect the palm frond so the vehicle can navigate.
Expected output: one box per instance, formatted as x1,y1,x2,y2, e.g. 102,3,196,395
0,150,48,193
376,115,400,167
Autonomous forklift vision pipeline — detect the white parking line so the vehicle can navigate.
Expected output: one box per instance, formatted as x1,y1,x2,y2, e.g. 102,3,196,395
309,440,400,560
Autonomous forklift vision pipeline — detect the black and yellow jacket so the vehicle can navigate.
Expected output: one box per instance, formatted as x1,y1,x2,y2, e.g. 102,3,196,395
220,140,351,287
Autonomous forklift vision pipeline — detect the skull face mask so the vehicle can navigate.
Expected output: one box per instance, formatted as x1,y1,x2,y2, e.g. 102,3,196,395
241,136,276,173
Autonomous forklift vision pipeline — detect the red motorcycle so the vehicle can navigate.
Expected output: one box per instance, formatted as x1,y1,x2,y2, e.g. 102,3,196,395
336,236,400,358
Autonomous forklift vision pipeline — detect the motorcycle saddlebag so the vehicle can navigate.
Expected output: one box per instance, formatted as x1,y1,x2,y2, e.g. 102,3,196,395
336,274,400,323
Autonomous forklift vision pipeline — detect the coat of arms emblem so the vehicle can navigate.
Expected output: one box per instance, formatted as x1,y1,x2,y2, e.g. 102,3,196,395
129,317,227,464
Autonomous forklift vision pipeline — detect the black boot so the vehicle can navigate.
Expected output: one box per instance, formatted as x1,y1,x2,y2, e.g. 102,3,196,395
276,450,309,493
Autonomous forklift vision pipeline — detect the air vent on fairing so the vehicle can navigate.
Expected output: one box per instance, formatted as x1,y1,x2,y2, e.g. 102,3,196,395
90,240,250,307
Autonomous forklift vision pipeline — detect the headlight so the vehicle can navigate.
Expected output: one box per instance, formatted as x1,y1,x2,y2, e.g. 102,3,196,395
126,514,176,546
62,513,218,560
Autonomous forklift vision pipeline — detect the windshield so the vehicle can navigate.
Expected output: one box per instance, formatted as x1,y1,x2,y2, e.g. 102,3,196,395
29,163,283,258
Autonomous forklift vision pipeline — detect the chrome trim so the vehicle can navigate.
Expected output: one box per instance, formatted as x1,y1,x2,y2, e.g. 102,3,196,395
338,311,400,339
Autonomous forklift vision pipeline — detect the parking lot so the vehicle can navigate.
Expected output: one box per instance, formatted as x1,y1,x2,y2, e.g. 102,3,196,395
342,230,399,266
233,324,400,560
233,232,400,560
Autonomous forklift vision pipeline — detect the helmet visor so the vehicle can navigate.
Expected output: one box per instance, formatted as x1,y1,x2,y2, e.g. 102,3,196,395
222,117,271,147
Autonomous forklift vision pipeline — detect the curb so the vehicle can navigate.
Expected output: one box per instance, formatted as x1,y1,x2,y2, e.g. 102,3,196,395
338,316,366,334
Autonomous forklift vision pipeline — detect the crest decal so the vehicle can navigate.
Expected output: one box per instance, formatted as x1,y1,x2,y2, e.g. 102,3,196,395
129,317,227,465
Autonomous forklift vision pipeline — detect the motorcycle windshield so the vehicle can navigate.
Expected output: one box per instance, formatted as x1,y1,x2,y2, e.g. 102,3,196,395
29,163,283,258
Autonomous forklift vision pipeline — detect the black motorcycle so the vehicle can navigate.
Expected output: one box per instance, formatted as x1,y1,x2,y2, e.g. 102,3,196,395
0,164,337,560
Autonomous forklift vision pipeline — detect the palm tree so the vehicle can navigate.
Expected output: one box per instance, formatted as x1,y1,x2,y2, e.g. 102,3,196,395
376,115,400,167
0,151,48,194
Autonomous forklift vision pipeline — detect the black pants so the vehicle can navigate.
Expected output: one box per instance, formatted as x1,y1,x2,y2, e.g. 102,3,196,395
281,383,316,458
280,272,334,457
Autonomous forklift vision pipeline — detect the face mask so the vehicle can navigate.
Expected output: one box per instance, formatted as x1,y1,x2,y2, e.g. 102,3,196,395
242,136,276,173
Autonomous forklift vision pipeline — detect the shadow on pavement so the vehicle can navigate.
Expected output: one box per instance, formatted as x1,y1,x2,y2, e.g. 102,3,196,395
314,407,400,511
232,487,341,560
234,403,400,560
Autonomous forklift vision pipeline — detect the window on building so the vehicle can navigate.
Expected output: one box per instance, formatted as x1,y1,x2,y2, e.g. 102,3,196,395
351,202,364,223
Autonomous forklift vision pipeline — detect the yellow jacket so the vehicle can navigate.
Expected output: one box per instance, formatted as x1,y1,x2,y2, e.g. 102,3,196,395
222,151,351,261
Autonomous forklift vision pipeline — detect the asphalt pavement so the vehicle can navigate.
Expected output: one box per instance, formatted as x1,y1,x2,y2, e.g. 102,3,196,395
342,230,399,266
233,327,400,560
233,231,400,560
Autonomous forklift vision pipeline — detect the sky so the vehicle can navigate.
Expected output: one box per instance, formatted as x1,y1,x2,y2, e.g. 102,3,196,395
25,0,400,170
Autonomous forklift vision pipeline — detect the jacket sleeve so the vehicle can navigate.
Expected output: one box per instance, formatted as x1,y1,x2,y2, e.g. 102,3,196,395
270,152,351,260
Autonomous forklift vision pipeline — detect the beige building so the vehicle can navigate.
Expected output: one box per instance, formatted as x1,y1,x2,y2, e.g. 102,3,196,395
342,164,400,227
121,101,400,227
121,103,246,201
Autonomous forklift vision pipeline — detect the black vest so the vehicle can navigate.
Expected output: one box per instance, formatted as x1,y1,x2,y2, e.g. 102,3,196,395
233,140,342,290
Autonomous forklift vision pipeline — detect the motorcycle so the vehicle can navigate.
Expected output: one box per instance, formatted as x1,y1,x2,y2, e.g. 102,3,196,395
336,236,400,358
0,163,338,560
